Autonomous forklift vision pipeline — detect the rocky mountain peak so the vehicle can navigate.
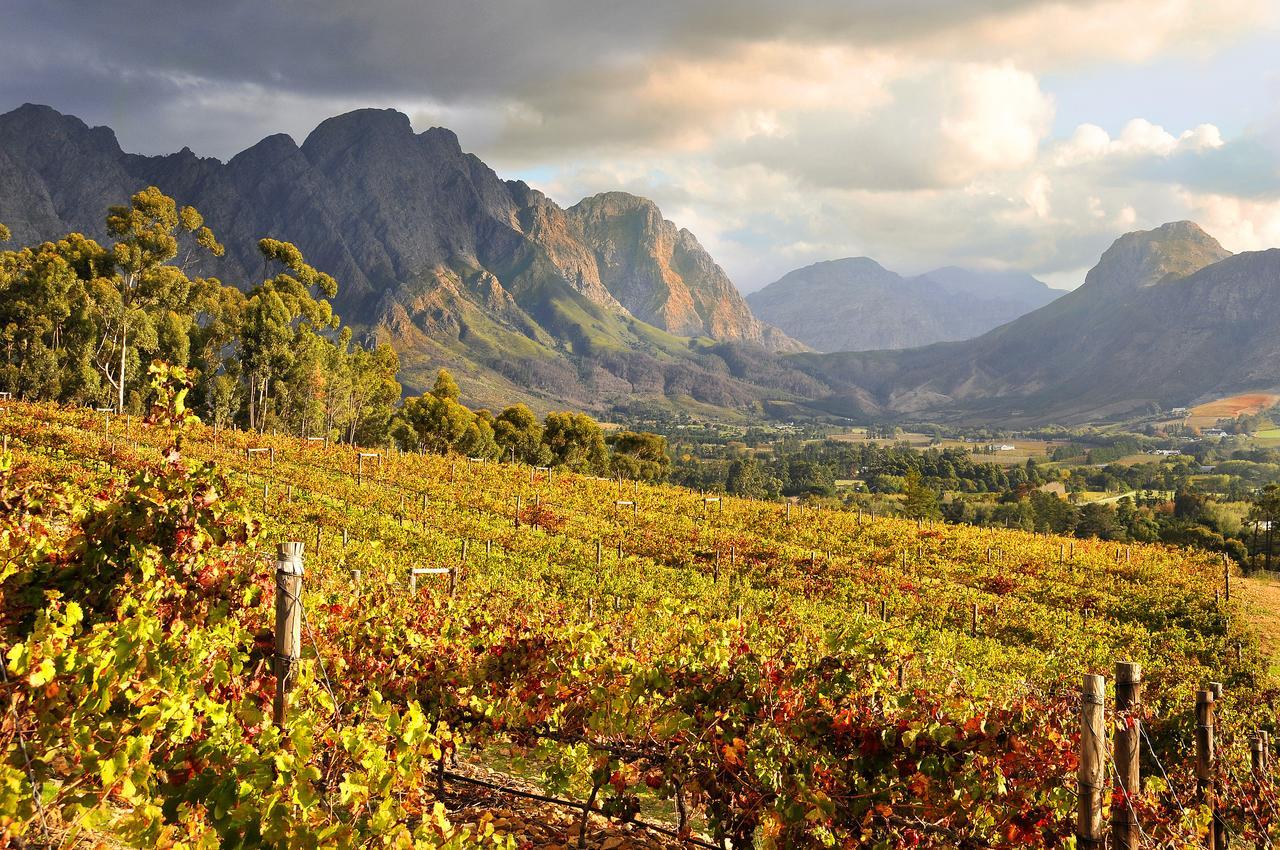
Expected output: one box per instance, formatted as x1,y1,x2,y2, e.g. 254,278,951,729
1083,220,1231,293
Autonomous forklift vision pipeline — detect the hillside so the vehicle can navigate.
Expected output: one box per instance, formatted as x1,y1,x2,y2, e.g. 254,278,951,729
2,396,1267,848
746,259,1058,352
0,104,802,412
796,221,1280,423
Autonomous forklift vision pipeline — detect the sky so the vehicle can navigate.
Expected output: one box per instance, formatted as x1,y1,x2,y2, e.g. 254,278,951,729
3,0,1280,292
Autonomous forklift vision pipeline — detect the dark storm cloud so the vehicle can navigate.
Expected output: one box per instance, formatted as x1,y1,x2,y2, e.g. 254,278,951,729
0,0,1070,156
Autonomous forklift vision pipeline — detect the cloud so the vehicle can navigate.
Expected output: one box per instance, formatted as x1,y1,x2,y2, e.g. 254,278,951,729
703,61,1052,191
1,0,1278,296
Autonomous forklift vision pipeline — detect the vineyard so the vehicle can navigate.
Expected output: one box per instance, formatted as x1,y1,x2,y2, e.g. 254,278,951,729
1,374,1276,849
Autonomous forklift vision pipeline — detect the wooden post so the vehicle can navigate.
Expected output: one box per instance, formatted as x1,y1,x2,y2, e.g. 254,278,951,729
971,603,979,636
272,542,305,730
1113,662,1142,850
879,599,887,621
1195,688,1219,850
1078,674,1106,849
515,494,521,528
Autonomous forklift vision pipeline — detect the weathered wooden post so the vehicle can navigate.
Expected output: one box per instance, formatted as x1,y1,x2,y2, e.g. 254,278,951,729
1078,673,1106,849
971,603,979,636
272,542,305,731
1113,662,1142,850
879,599,887,621
1196,688,1218,850
515,494,522,528
596,540,602,569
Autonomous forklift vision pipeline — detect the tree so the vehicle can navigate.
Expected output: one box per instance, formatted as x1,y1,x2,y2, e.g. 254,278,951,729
901,469,941,520
542,411,609,474
0,234,103,401
609,431,670,481
238,238,337,430
400,369,480,456
725,454,768,498
1076,503,1124,540
97,187,224,412
494,404,547,464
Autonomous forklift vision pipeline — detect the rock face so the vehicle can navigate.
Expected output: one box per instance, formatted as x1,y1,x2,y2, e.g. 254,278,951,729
747,258,1059,352
567,192,792,347
0,104,803,410
798,221,1276,423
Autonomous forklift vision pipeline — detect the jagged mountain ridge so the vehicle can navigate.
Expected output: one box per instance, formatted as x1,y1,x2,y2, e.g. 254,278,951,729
0,103,802,411
796,221,1280,423
746,258,1060,352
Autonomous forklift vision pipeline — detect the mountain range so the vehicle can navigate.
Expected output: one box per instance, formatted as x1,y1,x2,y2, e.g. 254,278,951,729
794,221,1280,423
746,259,1060,352
4,104,1280,426
0,104,804,413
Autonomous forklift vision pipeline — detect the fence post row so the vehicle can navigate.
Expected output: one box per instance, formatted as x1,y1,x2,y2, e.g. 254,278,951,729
1197,688,1218,850
1078,673,1106,849
1112,662,1142,850
272,542,305,731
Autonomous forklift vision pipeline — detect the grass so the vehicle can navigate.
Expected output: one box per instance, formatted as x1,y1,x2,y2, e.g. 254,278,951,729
1238,572,1280,678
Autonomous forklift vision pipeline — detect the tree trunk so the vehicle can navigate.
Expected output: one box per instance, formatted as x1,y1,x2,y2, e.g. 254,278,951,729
118,322,127,414
248,375,257,432
1259,517,1269,570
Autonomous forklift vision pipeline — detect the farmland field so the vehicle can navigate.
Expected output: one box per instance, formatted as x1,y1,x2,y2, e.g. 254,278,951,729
1186,392,1280,429
1,393,1274,849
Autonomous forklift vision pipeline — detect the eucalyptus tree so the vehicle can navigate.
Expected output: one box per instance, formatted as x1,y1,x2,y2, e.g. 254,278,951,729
96,187,224,412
